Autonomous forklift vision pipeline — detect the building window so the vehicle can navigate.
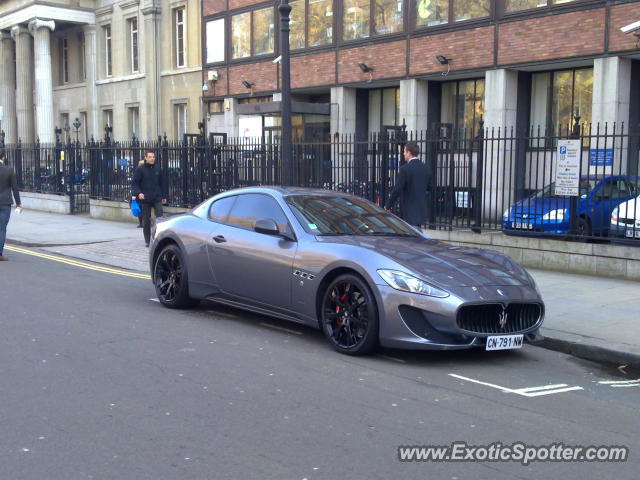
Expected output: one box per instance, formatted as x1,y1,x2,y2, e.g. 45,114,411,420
128,106,140,138
60,38,69,84
60,113,70,139
80,112,88,142
308,0,333,46
231,8,274,59
78,32,86,80
290,0,334,50
103,25,112,77
505,0,579,13
343,0,370,40
441,79,485,133
416,0,490,28
129,18,139,73
530,68,593,134
253,7,275,56
368,87,400,134
174,103,188,139
208,100,224,114
374,0,403,35
174,7,186,68
205,18,225,63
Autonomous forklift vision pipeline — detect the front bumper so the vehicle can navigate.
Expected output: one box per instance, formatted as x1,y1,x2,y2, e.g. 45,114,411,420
375,284,544,350
502,219,568,235
609,222,640,239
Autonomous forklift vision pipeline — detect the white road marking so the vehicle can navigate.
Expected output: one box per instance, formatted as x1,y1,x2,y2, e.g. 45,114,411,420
610,383,640,388
259,322,303,336
449,374,583,398
597,378,640,385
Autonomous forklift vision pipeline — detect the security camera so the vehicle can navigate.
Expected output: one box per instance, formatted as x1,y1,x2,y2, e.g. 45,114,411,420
621,20,640,34
208,70,219,81
273,55,282,64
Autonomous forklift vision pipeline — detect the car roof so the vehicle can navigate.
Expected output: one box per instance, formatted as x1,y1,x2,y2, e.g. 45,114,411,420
216,186,354,198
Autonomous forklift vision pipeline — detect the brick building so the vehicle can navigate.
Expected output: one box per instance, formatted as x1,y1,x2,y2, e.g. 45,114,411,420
201,0,640,144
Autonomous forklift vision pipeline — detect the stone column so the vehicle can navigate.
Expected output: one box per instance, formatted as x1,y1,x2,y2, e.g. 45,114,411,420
142,6,161,139
399,79,429,134
482,69,519,221
0,31,18,144
592,57,632,174
83,24,99,140
330,86,356,137
29,19,56,144
11,26,34,143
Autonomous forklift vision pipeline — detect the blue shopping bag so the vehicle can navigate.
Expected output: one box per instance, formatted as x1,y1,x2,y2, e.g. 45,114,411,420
130,198,142,217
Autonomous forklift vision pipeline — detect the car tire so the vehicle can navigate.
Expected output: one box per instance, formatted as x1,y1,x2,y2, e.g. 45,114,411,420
153,244,199,309
320,273,379,356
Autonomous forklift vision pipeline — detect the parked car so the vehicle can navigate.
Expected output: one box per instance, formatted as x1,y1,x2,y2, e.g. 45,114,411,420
610,194,640,240
149,187,544,356
503,175,640,237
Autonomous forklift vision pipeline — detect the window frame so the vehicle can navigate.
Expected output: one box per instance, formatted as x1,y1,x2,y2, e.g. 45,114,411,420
174,6,187,68
60,37,69,84
440,77,485,136
129,17,139,73
413,0,494,31
341,0,406,43
103,25,112,77
230,6,276,60
78,32,86,81
205,17,226,64
501,0,590,16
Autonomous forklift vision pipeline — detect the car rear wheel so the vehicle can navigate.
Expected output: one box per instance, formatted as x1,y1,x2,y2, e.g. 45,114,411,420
153,244,199,309
321,274,378,355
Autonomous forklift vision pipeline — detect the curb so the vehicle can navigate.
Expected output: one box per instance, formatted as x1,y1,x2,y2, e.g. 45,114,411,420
536,336,640,369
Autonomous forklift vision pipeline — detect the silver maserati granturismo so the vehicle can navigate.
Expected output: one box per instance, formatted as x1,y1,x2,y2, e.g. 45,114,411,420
150,187,544,355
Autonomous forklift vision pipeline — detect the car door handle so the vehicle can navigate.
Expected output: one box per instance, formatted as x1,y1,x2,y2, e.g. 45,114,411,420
213,235,227,243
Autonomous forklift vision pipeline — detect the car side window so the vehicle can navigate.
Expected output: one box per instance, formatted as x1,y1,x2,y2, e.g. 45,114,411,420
208,196,236,223
226,194,290,233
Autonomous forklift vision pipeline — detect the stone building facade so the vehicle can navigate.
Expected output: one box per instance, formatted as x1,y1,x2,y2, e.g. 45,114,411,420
0,0,203,144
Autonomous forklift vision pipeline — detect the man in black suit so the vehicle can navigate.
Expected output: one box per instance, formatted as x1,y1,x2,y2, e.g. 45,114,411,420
384,142,432,227
0,152,22,261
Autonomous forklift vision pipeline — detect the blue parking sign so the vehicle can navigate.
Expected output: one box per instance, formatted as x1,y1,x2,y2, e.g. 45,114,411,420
559,146,567,155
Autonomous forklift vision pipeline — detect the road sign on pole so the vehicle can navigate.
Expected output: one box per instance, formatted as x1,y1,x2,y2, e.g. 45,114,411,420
555,139,581,196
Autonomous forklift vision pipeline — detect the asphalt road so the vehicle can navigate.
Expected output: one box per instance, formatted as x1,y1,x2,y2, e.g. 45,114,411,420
1,247,639,480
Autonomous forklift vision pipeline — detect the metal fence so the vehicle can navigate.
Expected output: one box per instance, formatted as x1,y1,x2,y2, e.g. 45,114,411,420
2,120,639,243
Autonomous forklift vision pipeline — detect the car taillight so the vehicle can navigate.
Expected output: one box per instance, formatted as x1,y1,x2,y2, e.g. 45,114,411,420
611,208,619,223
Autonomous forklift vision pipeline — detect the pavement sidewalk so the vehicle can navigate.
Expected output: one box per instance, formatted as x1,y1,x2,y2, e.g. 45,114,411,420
5,208,640,368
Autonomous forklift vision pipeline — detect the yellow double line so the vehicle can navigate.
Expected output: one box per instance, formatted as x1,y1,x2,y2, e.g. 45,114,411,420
5,245,151,280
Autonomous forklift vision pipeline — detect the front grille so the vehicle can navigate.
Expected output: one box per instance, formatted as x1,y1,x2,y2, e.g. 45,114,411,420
456,303,543,335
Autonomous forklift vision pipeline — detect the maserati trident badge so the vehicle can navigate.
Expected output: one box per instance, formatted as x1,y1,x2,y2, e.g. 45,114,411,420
499,305,508,329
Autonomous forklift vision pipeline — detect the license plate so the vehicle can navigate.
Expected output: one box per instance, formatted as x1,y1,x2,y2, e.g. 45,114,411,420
513,222,533,230
625,229,640,239
486,334,524,351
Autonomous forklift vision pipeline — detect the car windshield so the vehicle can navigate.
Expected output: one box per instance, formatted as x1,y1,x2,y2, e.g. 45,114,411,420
534,179,598,198
285,195,419,237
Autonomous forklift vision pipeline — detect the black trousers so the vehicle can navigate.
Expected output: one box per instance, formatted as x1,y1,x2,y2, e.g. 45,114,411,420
141,201,164,244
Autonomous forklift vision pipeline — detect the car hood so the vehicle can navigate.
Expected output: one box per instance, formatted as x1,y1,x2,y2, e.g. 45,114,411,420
510,196,570,215
318,236,531,288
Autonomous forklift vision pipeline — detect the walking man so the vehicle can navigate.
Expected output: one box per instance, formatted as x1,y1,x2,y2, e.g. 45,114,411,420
0,153,22,261
384,142,432,227
132,150,167,247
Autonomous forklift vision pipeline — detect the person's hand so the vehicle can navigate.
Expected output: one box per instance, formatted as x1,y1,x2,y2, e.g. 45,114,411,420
138,193,145,200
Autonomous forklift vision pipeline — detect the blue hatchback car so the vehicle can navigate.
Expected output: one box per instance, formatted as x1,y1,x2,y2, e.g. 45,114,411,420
502,175,640,237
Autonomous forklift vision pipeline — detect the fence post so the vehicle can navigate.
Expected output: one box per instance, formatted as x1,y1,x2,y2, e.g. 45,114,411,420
473,119,485,231
569,112,581,236
16,139,23,189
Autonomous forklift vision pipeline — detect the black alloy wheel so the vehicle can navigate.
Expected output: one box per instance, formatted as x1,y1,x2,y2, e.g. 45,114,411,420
321,274,378,355
153,244,198,308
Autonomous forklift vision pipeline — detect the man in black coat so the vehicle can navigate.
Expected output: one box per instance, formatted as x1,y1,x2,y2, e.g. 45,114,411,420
384,142,432,227
132,150,167,246
0,153,22,261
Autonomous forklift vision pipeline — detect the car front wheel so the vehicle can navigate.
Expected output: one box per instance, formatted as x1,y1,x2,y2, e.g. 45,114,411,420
153,244,198,309
320,274,379,355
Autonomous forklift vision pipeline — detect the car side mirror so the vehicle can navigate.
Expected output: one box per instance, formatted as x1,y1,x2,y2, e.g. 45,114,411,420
254,218,280,236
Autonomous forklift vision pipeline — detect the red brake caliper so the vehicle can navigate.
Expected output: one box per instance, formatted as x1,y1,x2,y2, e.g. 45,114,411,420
335,293,346,324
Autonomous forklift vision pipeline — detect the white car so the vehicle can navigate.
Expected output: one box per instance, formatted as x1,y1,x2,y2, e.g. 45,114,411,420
610,195,640,239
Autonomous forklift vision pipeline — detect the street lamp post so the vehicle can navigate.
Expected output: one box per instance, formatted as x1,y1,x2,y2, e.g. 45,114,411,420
73,117,82,143
279,1,292,186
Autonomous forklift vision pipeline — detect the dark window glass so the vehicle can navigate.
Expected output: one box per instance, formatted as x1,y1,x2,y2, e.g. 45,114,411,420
209,196,236,222
441,79,485,133
374,0,403,35
453,0,490,21
416,0,449,27
232,12,251,58
290,0,306,50
308,0,333,46
343,0,370,40
286,195,419,236
227,194,290,232
253,7,275,55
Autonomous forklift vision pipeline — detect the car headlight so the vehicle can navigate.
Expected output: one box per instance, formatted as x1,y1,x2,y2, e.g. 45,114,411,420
611,208,619,223
542,209,566,221
377,270,449,298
